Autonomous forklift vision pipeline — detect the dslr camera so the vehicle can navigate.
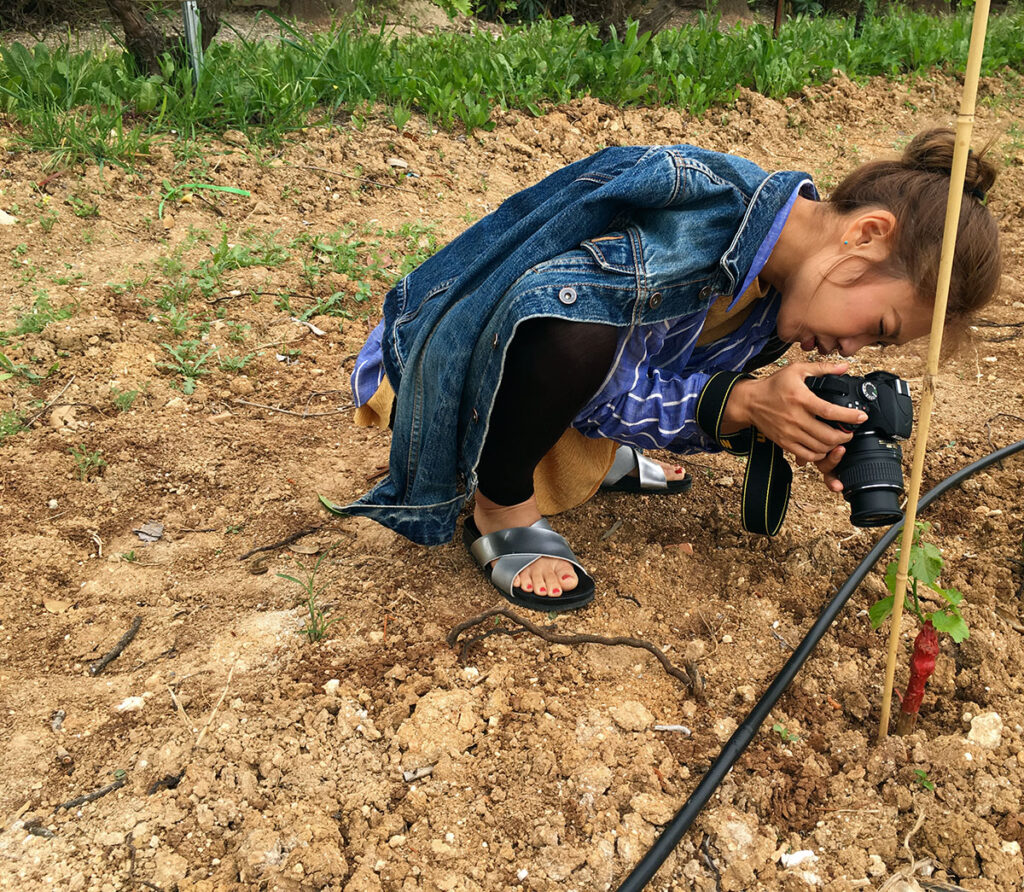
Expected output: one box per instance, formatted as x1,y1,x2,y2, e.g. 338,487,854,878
805,371,913,527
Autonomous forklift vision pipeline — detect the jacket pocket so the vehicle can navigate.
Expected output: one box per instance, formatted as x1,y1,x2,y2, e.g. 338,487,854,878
581,229,639,275
392,278,455,371
394,278,455,329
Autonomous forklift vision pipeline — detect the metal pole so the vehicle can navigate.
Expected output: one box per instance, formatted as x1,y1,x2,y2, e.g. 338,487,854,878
182,0,203,87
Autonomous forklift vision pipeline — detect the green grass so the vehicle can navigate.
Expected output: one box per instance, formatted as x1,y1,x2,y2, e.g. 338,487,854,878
70,444,106,481
3,8,1024,167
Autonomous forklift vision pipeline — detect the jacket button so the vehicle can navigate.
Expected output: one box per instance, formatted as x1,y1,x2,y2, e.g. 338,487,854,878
558,287,577,305
648,291,663,309
699,285,713,300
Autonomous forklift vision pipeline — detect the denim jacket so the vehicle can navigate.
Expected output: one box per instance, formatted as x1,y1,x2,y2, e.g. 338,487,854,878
341,145,813,545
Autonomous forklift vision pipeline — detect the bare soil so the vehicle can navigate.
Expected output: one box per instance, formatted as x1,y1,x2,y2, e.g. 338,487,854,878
2,70,1024,892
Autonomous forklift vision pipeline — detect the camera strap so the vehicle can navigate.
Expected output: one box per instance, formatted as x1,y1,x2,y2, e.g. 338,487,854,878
695,371,792,536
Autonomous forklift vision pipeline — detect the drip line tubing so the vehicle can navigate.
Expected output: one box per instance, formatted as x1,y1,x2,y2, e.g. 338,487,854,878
616,436,1024,892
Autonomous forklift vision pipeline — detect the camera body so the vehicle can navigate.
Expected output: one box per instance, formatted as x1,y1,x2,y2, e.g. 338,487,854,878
805,371,913,527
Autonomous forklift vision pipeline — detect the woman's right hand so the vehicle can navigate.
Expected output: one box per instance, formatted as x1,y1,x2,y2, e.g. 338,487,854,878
721,362,868,464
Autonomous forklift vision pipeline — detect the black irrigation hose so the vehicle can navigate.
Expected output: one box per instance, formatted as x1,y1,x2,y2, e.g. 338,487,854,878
617,436,1024,892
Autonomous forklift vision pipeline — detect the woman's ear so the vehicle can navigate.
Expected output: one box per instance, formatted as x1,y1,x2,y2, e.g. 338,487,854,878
841,210,897,260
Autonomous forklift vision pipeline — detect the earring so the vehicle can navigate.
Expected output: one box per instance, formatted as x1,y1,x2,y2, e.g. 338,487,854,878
843,240,849,245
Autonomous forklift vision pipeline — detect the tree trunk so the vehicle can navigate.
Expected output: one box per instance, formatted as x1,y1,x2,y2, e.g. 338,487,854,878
104,0,228,76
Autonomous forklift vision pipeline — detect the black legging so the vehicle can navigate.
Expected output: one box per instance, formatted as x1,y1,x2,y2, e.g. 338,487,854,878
476,318,619,506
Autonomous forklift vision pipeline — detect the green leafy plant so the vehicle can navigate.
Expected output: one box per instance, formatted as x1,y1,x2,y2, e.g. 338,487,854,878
0,350,42,384
772,722,800,744
70,444,105,481
0,410,23,442
218,353,254,372
871,521,968,735
912,768,935,791
39,209,59,232
157,340,217,394
277,550,342,642
10,292,75,336
870,521,968,642
7,7,1024,166
120,550,138,562
110,385,143,412
160,308,191,336
67,195,99,218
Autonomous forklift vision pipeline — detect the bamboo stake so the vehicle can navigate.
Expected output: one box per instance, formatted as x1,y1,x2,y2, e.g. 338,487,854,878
877,0,991,741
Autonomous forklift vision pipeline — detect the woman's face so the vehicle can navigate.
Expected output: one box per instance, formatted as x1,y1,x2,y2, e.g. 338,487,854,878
776,263,932,357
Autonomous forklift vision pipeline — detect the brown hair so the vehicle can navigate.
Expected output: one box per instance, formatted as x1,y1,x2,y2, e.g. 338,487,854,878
826,128,1002,333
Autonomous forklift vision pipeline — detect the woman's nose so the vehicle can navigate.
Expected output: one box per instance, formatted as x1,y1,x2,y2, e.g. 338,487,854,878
838,335,871,357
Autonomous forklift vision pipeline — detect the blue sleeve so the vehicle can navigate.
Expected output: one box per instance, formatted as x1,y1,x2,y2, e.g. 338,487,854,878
350,321,386,407
578,365,722,454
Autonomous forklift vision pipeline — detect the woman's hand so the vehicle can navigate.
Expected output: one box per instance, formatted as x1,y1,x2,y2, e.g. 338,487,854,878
815,444,846,493
721,362,868,464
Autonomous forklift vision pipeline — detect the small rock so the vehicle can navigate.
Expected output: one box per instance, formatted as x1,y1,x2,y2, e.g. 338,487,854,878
780,850,818,868
50,405,84,432
229,377,255,396
387,157,409,169
577,764,612,795
610,700,654,732
222,129,248,146
630,792,676,825
968,712,1003,749
0,209,16,225
323,679,340,696
867,853,887,876
152,851,189,888
735,685,756,703
116,696,148,712
713,716,738,742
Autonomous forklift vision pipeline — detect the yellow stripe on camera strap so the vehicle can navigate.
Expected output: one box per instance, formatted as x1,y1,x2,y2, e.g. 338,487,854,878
695,371,792,536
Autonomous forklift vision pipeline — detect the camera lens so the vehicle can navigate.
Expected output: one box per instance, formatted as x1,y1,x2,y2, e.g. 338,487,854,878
835,435,904,527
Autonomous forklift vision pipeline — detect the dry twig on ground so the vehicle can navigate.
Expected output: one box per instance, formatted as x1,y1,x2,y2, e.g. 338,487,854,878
88,616,142,676
447,607,700,695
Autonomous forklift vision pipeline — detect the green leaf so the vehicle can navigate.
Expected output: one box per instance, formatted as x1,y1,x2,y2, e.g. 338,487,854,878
910,541,943,585
929,608,969,643
869,595,894,629
928,583,963,606
884,559,898,595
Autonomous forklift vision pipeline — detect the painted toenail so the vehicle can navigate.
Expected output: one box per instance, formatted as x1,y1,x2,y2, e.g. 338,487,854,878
538,587,546,593
552,589,561,595
675,467,683,474
561,574,572,580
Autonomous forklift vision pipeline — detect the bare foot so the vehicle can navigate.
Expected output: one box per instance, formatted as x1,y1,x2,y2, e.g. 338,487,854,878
625,458,689,484
473,492,578,599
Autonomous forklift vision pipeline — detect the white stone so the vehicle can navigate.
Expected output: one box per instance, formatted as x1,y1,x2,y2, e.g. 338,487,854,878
115,696,148,712
610,700,654,732
323,679,340,695
967,712,1003,749
0,209,16,225
780,850,818,868
867,854,887,877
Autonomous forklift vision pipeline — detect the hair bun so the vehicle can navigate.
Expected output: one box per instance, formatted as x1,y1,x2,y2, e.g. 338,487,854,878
901,127,997,202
